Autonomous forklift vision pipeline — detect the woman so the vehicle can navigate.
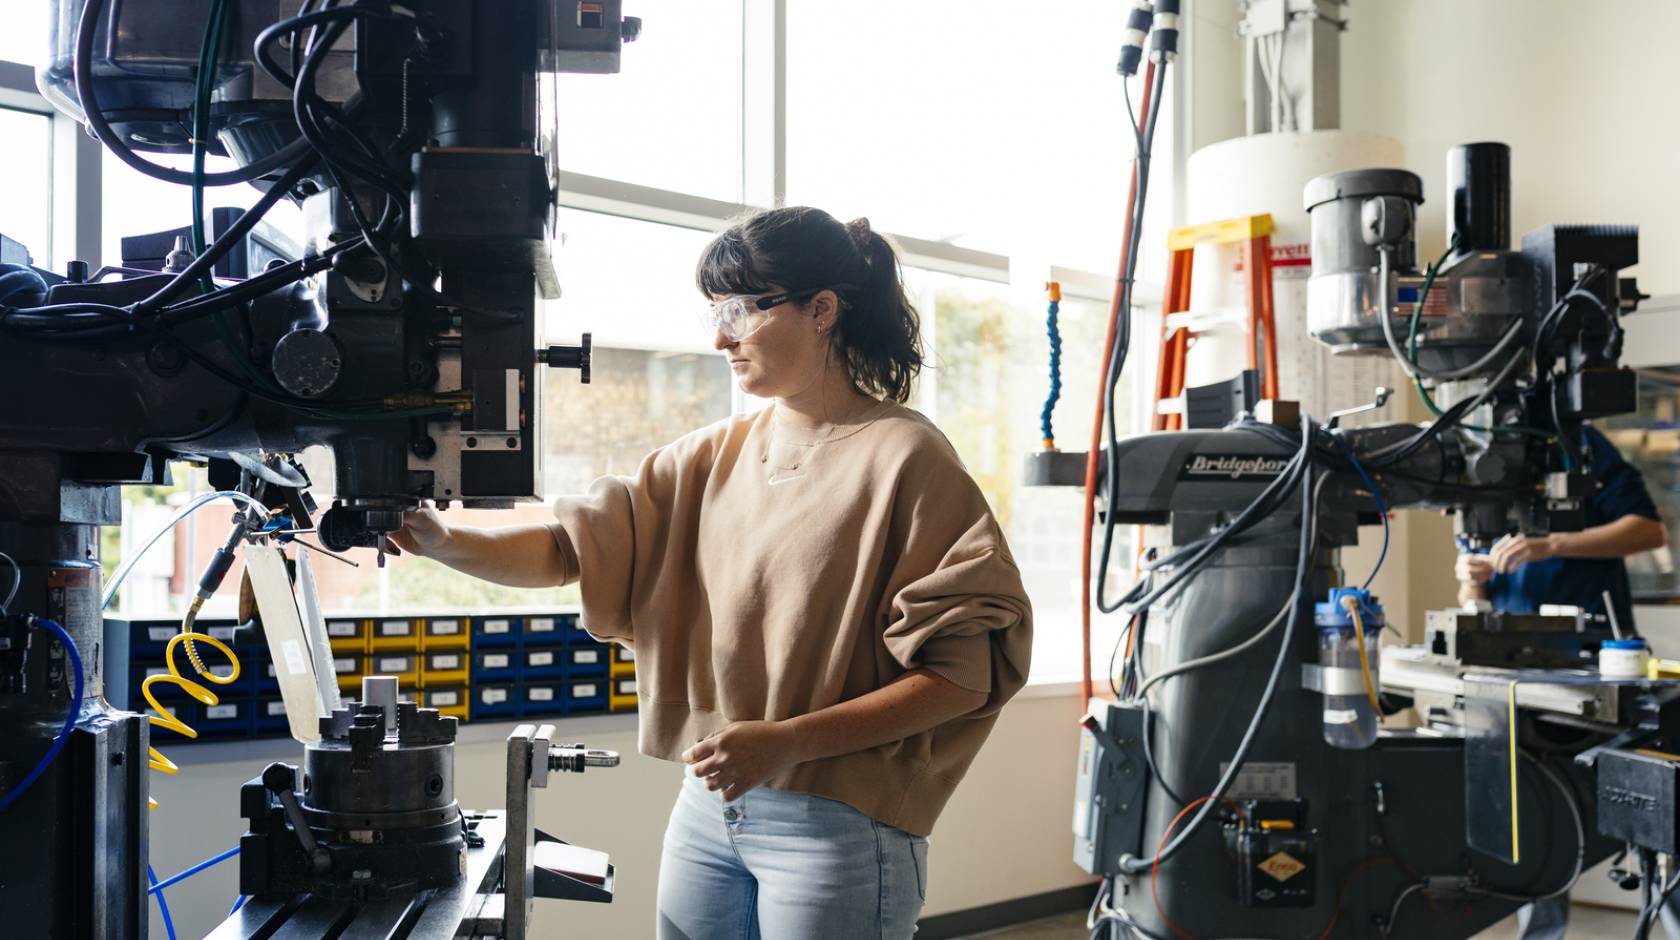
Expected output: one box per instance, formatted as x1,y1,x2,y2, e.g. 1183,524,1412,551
390,205,1033,939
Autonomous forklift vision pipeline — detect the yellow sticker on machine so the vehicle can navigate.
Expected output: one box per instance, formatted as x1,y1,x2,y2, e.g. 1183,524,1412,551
1258,851,1306,883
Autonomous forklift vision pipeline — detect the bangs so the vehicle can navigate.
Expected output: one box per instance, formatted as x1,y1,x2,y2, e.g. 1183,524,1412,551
695,229,775,299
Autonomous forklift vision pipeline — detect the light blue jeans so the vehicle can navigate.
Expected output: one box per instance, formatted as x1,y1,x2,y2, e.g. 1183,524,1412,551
656,770,928,939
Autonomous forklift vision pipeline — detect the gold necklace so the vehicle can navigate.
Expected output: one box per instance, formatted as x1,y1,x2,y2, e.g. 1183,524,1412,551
760,402,872,475
761,423,825,473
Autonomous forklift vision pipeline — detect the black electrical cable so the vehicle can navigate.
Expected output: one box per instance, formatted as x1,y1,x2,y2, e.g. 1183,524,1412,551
1127,605,1149,694
73,0,313,187
279,3,413,198
1360,397,1478,468
286,8,410,258
136,155,323,314
1359,342,1527,470
1530,268,1609,369
144,390,250,445
1136,452,1305,577
1117,415,1317,876
1136,440,1309,574
254,3,416,92
1133,469,1328,816
1123,446,1309,614
1137,696,1188,808
3,236,356,341
1095,59,1170,614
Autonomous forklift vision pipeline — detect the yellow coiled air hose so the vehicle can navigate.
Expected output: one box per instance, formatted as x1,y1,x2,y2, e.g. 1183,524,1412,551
141,630,241,809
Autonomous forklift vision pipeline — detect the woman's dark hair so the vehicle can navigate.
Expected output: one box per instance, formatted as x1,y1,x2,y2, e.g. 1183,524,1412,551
696,206,923,403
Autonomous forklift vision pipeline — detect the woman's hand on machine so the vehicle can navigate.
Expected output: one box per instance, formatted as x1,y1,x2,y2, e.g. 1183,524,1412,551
387,501,451,558
682,721,807,801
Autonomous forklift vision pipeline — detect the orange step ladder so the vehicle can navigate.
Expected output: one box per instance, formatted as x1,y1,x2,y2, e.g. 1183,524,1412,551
1151,213,1280,431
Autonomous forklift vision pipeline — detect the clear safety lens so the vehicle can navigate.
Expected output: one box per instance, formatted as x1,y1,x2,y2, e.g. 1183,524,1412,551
703,295,770,342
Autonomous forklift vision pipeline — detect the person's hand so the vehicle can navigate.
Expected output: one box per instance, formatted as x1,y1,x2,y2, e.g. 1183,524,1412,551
1455,553,1493,587
682,721,809,801
1488,533,1559,574
387,501,451,558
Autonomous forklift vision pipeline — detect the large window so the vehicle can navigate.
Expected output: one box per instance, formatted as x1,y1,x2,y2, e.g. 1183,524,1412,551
786,0,1174,277
0,6,47,67
549,1,746,201
911,273,1134,681
0,107,52,266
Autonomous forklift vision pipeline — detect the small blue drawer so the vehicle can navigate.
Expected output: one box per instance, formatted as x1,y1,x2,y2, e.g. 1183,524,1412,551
472,649,520,682
562,644,610,679
197,697,252,738
521,680,565,717
473,615,522,648
474,683,520,718
254,696,289,735
522,645,566,680
564,678,609,715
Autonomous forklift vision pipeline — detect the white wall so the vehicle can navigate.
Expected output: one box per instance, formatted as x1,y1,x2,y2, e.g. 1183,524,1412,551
1340,0,1680,294
146,693,1093,939
1193,0,1680,294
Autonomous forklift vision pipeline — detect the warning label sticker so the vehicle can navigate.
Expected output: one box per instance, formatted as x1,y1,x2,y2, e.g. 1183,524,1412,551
1258,851,1307,883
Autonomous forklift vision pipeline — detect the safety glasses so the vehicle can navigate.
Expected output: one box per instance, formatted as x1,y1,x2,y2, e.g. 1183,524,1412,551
703,285,846,342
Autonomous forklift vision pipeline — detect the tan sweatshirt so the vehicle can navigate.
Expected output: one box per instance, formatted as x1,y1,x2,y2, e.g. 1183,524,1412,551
547,401,1032,836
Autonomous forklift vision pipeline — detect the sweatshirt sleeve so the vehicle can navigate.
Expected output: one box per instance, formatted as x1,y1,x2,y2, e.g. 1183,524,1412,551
880,441,1033,717
549,434,708,644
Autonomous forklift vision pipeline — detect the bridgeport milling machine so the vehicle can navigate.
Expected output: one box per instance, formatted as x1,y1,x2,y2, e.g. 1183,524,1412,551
1065,142,1680,939
0,2,639,936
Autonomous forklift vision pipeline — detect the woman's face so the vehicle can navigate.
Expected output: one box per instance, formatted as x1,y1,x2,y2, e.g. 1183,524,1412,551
711,289,838,399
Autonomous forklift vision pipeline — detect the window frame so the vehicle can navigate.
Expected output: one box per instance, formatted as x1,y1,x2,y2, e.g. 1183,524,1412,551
0,60,101,274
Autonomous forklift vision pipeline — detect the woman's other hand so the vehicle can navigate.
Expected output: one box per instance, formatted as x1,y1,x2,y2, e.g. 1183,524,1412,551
682,721,810,801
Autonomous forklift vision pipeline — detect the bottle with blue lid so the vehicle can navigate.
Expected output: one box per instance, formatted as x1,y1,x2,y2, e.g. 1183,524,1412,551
1314,587,1385,750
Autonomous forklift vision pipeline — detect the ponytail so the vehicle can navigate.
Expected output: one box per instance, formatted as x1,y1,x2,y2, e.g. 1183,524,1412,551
835,217,922,402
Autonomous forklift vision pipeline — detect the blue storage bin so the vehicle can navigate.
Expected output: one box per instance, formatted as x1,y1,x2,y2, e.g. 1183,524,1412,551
254,696,289,735
521,680,565,717
472,649,520,682
521,614,565,645
473,615,522,649
522,644,566,680
197,697,251,738
564,678,609,715
562,643,609,679
128,662,174,711
255,658,281,695
474,683,519,719
560,613,591,645
128,620,180,658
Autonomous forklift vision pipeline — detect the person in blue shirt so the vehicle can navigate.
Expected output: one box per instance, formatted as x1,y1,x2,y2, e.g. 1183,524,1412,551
1456,424,1667,939
1458,426,1665,621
